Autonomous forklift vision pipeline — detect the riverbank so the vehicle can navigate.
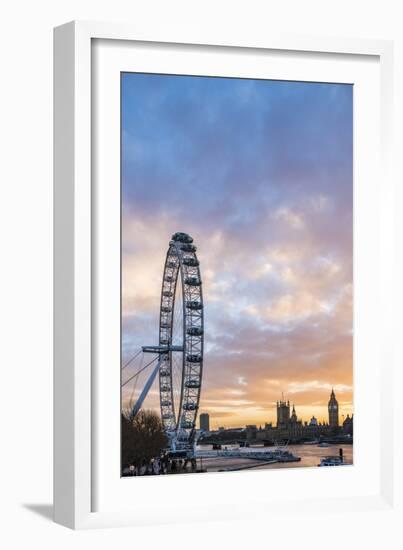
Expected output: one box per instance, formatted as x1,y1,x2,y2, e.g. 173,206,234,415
196,443,353,472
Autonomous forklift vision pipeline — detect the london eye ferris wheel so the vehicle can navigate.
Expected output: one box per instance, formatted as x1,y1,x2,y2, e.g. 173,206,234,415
124,232,204,451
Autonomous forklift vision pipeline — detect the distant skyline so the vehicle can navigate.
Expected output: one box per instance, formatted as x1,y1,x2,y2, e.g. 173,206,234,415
121,73,353,428
199,387,347,431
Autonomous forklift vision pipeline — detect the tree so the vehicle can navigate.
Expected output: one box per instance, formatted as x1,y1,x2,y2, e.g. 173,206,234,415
121,409,168,471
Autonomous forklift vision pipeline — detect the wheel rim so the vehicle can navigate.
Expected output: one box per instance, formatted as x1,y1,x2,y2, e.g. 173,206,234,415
159,234,204,447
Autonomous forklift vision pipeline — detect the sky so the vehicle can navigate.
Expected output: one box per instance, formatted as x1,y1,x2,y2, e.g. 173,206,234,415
121,72,353,429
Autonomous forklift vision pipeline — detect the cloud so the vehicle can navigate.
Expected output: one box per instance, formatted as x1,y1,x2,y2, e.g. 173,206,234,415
121,74,353,428
273,207,305,229
287,381,353,394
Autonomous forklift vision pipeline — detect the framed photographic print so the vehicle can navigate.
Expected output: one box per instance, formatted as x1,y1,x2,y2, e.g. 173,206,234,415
119,72,354,474
54,21,396,530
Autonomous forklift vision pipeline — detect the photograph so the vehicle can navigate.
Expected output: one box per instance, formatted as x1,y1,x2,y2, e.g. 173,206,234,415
120,72,354,477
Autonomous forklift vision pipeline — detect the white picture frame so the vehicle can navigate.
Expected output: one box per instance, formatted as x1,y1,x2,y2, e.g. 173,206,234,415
54,20,397,530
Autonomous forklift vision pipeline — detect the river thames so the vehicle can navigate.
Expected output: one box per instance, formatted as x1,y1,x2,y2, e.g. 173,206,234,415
195,443,353,472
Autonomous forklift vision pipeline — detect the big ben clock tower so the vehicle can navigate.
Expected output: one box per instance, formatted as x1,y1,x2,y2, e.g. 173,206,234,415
328,389,339,427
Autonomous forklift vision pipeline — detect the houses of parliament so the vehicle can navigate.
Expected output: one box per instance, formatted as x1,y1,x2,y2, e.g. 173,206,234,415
247,389,353,444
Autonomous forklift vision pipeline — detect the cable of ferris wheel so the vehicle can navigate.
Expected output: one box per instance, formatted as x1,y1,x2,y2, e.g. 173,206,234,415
121,348,143,370
128,353,144,409
121,355,159,388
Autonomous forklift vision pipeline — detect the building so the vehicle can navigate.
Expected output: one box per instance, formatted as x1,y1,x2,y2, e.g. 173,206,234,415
198,390,353,446
246,424,258,441
328,388,339,427
290,404,298,423
276,399,290,429
253,390,351,444
255,399,304,443
342,413,353,436
199,413,210,432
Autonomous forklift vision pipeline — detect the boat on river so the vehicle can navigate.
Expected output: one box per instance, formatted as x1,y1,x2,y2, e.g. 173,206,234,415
318,448,345,466
273,449,301,463
318,456,344,466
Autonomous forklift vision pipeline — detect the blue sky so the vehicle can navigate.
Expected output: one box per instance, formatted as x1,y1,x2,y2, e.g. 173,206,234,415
121,73,353,427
